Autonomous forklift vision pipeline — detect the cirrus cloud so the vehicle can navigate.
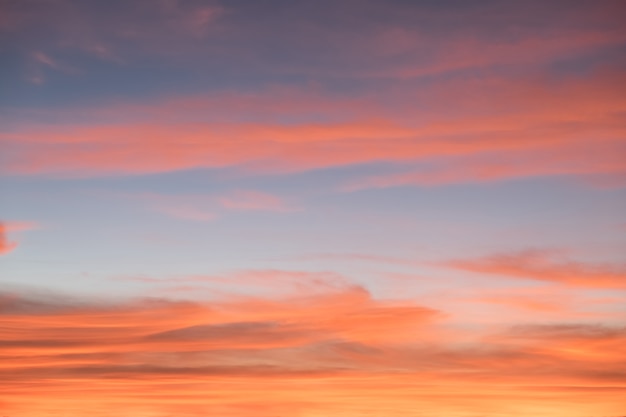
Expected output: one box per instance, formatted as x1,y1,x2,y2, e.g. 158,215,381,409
445,249,626,289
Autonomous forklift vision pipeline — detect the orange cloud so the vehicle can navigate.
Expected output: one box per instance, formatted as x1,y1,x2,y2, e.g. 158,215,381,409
0,223,18,255
458,286,625,324
0,221,37,255
1,286,625,417
445,249,626,289
3,71,624,187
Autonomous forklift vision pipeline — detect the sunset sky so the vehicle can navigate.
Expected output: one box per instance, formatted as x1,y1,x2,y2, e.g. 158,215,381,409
1,1,626,416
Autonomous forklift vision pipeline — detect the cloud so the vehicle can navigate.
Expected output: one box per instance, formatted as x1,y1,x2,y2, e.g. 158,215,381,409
280,6,625,82
475,292,573,314
0,221,38,255
342,143,626,190
4,0,224,65
2,68,624,189
457,286,624,324
445,249,626,289
25,51,81,84
31,51,78,74
6,0,623,79
120,268,355,299
0,119,415,176
504,323,626,342
118,190,294,221
0,285,440,368
0,224,18,255
1,286,625,416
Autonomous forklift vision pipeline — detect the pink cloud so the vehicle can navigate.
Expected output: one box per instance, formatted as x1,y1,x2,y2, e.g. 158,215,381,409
3,70,624,188
359,29,626,80
343,142,626,190
0,221,38,255
0,223,18,255
27,51,80,84
445,249,626,289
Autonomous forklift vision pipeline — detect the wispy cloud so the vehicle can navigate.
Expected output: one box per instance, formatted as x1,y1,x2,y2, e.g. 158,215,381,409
0,223,18,255
218,190,296,212
26,51,81,84
128,192,217,222
7,0,623,81
119,268,356,299
119,190,295,221
445,249,626,289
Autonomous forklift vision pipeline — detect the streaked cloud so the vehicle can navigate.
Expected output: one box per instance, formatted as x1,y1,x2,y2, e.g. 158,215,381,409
3,64,624,190
445,249,626,289
1,286,624,416
118,190,295,221
5,0,622,81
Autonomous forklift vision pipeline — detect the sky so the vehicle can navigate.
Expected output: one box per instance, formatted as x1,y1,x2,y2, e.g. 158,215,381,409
1,0,625,416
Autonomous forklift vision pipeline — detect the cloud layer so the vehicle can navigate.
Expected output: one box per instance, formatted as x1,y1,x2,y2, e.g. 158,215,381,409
3,71,625,187
2,0,625,188
1,282,625,417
